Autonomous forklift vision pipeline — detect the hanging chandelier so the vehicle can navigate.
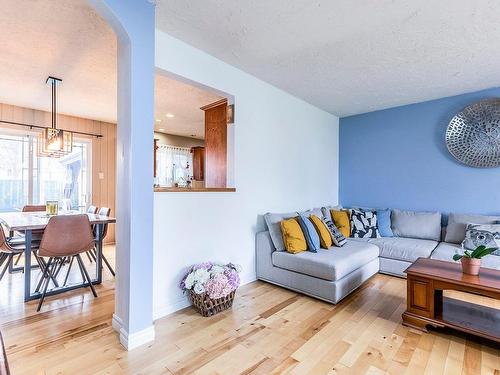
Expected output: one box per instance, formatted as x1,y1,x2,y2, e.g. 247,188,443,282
37,76,73,158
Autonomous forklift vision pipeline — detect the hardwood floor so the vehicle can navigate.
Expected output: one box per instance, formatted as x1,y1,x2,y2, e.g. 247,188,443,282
1,249,499,374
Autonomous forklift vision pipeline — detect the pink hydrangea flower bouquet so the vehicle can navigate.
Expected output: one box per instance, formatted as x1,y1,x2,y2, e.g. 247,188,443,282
180,262,242,316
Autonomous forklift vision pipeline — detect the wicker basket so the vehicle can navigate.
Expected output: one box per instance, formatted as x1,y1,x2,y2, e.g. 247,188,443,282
189,290,236,317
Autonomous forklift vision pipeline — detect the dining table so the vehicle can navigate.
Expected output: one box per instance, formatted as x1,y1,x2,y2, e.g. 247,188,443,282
0,211,116,302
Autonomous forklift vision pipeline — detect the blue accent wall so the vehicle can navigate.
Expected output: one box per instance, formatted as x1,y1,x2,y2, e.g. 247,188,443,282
340,87,500,216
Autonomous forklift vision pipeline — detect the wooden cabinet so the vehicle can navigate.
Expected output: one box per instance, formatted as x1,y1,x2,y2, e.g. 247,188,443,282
191,146,205,181
201,99,228,188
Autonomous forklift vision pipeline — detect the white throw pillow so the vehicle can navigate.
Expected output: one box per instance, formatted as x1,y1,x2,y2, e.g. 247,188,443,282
462,223,500,255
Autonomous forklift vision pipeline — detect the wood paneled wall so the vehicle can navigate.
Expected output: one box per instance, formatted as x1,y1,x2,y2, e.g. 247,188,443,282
0,103,116,243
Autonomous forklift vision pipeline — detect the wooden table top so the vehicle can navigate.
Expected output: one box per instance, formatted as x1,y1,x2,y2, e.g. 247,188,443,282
406,257,500,292
0,211,116,231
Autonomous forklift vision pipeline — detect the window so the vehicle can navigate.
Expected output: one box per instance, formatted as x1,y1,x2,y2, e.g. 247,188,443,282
156,145,193,187
0,130,91,212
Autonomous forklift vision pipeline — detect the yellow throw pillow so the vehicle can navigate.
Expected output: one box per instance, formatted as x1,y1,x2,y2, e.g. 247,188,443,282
309,215,333,248
331,210,351,238
280,218,307,254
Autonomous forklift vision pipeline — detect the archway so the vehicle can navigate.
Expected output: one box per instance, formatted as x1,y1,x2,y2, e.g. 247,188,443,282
87,0,155,350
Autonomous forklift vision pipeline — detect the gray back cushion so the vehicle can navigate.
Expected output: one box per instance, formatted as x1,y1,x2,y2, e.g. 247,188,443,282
391,209,442,241
264,212,298,251
445,213,500,244
300,208,324,219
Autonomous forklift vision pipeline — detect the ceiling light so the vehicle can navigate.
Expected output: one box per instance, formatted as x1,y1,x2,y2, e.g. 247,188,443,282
37,76,73,158
166,113,175,118
156,119,161,122
159,128,165,131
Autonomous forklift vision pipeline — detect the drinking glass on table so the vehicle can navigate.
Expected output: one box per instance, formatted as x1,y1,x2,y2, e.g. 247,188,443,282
45,201,59,216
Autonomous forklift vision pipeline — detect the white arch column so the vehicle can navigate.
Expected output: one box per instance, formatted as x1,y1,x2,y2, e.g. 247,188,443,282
87,0,155,350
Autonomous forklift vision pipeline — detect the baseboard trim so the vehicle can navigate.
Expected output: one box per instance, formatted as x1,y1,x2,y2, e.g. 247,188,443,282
112,314,123,333
119,325,155,351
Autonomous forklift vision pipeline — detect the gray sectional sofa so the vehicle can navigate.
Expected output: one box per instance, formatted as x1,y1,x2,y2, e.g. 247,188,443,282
256,208,500,304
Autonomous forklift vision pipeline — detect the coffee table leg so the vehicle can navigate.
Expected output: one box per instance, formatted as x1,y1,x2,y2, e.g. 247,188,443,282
434,289,443,318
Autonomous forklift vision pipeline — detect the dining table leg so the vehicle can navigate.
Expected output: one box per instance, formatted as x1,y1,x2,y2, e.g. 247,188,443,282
95,224,103,284
23,229,32,303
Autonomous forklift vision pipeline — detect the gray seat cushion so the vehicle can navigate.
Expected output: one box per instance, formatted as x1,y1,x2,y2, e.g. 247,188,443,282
431,242,500,270
272,239,379,281
445,213,500,244
369,237,438,263
391,209,442,241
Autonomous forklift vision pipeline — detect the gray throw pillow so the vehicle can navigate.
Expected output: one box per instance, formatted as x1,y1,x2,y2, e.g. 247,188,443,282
264,212,297,251
321,205,342,222
322,218,346,247
391,209,441,241
462,223,500,255
446,213,500,244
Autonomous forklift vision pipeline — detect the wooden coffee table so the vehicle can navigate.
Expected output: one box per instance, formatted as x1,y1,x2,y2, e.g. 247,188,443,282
402,257,500,343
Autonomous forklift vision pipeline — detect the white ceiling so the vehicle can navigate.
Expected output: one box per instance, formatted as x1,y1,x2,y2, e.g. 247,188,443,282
155,74,223,139
3,1,500,124
156,0,500,117
0,0,117,123
0,0,221,139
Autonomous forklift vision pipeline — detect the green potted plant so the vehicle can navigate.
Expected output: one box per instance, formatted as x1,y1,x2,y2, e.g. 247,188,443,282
452,245,497,275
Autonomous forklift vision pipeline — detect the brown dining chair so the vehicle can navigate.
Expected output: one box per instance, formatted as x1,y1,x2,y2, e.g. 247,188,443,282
22,205,46,213
0,225,26,282
36,215,97,312
21,204,46,241
11,205,47,269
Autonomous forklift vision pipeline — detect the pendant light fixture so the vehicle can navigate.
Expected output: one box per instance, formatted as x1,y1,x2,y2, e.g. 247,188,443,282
37,76,73,158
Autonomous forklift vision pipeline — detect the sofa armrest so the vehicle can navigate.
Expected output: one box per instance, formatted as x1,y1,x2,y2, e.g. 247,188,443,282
256,231,276,279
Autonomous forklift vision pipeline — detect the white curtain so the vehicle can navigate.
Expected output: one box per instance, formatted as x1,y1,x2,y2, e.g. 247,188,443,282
156,145,193,187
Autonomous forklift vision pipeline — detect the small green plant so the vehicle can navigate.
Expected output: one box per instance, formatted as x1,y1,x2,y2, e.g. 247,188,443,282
452,245,497,261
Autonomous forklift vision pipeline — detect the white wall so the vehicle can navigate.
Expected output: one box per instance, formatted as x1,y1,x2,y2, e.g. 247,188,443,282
153,30,340,319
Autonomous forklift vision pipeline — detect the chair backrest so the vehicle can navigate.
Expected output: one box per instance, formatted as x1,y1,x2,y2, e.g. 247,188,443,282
97,207,110,217
0,225,15,254
87,205,98,214
38,215,95,257
0,225,7,253
22,205,46,212
96,207,111,239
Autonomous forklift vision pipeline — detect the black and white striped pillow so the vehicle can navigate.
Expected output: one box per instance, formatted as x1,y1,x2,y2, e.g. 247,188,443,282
322,218,346,247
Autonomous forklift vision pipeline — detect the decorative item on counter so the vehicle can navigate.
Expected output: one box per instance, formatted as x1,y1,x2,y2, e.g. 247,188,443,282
180,262,242,317
45,200,58,216
186,180,192,189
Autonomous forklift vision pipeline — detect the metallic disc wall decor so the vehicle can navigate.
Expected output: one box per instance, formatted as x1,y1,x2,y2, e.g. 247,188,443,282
445,98,500,168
